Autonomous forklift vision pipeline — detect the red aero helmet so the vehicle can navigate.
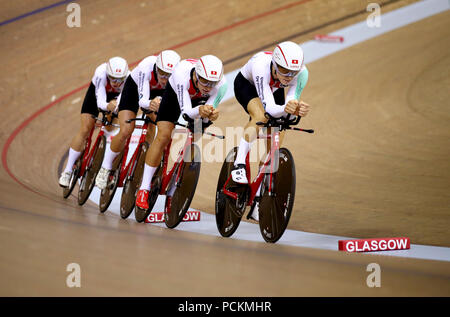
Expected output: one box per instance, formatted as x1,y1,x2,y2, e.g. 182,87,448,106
156,50,181,74
106,56,129,78
272,41,304,71
195,55,223,82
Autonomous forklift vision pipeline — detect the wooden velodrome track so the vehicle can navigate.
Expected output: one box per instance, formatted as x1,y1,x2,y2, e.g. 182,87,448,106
1,0,449,296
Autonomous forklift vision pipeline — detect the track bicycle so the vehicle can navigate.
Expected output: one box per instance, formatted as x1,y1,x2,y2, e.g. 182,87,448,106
135,114,224,227
215,113,314,243
62,110,118,205
98,108,155,213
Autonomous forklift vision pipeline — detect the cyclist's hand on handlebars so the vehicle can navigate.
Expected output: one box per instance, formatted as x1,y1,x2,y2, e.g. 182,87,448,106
285,99,300,115
199,105,213,119
297,101,310,117
106,100,118,113
104,102,116,123
149,96,162,112
208,108,219,121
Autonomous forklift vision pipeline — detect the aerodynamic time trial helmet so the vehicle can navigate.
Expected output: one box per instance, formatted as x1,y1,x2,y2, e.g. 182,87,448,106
106,56,128,79
272,41,304,76
195,55,223,84
156,50,181,75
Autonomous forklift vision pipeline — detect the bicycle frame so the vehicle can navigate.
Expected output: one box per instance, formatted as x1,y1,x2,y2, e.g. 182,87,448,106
220,112,315,208
117,118,150,187
221,127,281,207
159,127,194,194
79,119,108,177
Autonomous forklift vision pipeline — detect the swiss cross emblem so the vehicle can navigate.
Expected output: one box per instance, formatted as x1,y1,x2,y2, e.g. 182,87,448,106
211,71,217,75
292,60,298,64
168,63,173,68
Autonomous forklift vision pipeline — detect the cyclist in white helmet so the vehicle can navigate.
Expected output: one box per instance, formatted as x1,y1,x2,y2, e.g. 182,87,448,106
232,41,311,221
135,55,228,210
95,50,181,190
59,56,129,187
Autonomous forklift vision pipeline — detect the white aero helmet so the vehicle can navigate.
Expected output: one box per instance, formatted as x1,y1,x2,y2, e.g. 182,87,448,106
195,55,223,82
106,56,129,78
272,41,304,72
156,50,181,74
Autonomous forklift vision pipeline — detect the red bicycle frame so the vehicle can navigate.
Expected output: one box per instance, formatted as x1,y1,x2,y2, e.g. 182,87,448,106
116,119,150,187
158,127,194,194
222,127,281,206
79,119,110,177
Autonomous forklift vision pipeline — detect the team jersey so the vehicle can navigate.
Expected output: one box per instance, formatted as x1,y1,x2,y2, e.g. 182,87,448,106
130,56,166,109
92,63,127,111
240,51,309,117
168,59,228,119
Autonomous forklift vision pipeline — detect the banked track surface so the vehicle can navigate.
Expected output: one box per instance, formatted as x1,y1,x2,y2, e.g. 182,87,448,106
0,0,449,296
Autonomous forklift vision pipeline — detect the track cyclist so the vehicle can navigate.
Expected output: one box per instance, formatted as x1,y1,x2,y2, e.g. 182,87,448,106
231,41,311,221
95,50,181,190
135,55,228,210
59,56,129,187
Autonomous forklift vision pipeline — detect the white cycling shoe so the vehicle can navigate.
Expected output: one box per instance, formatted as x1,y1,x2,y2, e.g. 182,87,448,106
231,164,248,184
58,171,72,188
95,167,111,190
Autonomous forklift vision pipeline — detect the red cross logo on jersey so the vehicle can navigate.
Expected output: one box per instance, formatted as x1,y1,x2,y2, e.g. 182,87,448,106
292,60,298,64
211,71,217,75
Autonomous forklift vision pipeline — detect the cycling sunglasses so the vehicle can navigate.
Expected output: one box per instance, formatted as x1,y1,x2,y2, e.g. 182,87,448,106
273,62,300,77
196,72,218,88
107,75,126,84
156,67,171,79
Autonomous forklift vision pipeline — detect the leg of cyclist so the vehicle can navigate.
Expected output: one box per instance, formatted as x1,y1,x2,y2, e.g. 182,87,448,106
96,109,135,189
244,85,285,220
59,113,96,187
135,77,182,209
145,112,157,145
136,120,174,209
232,97,267,184
59,82,100,187
71,114,96,152
96,74,140,190
235,78,289,181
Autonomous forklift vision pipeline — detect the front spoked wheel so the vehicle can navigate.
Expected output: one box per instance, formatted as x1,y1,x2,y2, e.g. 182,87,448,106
259,148,296,243
164,144,201,229
99,151,125,213
215,147,245,238
78,136,106,205
62,152,83,199
120,142,148,219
